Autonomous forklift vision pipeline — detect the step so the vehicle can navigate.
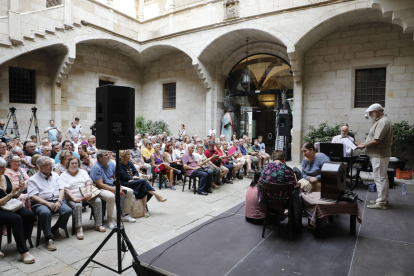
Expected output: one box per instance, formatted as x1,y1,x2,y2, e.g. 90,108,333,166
34,32,46,38
23,35,35,41
45,29,56,35
0,40,12,48
9,38,23,46
64,24,74,30
55,26,65,32
73,21,82,27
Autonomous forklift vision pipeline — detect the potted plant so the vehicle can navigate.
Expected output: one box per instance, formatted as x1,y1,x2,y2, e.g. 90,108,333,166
389,120,414,171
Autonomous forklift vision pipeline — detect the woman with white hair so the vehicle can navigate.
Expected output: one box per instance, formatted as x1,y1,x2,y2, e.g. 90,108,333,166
61,156,106,239
0,157,35,263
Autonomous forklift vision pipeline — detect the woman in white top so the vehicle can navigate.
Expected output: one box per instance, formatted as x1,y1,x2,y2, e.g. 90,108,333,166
61,156,106,240
54,150,71,175
178,124,186,141
182,136,190,152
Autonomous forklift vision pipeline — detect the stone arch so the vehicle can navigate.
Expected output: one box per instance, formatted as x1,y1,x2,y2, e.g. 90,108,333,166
139,43,195,67
221,42,289,77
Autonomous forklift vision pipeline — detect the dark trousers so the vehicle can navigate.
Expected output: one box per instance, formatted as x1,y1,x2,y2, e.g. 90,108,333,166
32,200,72,239
190,169,212,192
0,207,35,254
222,164,234,179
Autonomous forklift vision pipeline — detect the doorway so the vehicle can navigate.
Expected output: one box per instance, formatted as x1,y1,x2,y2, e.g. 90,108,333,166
225,54,293,154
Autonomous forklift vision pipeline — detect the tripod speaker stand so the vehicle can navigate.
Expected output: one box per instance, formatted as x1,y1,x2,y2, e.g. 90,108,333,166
26,107,41,144
75,85,142,275
4,107,20,139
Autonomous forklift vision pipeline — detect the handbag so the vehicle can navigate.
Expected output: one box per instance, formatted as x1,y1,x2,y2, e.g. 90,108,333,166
79,185,101,200
0,198,23,212
130,199,144,218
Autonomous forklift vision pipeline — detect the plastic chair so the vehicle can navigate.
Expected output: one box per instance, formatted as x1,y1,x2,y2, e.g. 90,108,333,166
0,223,33,250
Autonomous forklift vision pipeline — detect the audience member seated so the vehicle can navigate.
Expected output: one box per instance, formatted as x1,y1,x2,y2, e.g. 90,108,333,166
193,143,220,189
41,146,56,168
130,140,152,177
24,141,37,166
245,171,265,224
204,140,229,186
28,157,72,251
229,140,248,175
257,136,271,163
214,141,234,184
299,142,330,192
245,138,259,169
54,140,80,163
0,157,35,263
15,137,22,148
222,142,242,179
182,136,190,152
238,139,254,174
151,144,176,190
231,134,237,141
0,142,11,159
37,138,50,154
252,139,266,169
80,152,93,174
142,141,155,164
181,144,212,195
90,150,136,230
50,142,60,159
6,154,31,209
27,154,42,177
174,142,185,159
87,137,97,158
54,150,72,175
11,147,31,171
119,150,167,217
61,156,106,239
163,143,184,186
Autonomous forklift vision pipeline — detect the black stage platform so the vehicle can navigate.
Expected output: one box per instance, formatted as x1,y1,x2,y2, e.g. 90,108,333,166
139,184,414,276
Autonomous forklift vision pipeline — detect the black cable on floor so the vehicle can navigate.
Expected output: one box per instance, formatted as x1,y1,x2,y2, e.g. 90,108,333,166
144,203,246,276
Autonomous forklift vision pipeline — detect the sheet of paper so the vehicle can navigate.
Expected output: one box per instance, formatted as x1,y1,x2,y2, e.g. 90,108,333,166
341,137,357,150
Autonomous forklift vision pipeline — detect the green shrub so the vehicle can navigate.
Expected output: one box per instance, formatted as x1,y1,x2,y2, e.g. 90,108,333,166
392,120,414,156
303,122,354,144
135,116,171,136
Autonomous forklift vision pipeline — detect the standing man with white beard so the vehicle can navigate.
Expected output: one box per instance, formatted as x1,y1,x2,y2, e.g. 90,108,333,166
357,104,393,210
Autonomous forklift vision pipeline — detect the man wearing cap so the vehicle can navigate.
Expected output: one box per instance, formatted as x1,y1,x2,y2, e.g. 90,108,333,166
357,103,393,210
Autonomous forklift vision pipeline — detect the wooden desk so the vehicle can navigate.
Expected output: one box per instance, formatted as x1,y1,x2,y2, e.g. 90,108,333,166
302,192,362,238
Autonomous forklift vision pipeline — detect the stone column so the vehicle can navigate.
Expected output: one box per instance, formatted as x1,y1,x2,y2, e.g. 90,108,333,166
292,81,303,164
7,0,22,45
51,83,62,131
63,0,72,29
139,0,144,20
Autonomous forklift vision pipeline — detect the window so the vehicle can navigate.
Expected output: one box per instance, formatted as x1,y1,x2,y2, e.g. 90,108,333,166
163,83,176,109
355,68,386,108
46,0,62,8
9,67,36,104
99,80,114,87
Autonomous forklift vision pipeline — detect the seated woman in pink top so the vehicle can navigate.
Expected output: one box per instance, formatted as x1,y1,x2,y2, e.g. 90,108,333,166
245,171,265,224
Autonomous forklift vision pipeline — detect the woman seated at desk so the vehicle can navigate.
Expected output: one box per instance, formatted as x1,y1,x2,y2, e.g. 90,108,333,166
299,142,330,192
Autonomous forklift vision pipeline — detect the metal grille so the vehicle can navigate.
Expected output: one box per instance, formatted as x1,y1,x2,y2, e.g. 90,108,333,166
163,83,176,109
9,67,36,104
99,80,115,87
46,0,62,8
355,68,386,108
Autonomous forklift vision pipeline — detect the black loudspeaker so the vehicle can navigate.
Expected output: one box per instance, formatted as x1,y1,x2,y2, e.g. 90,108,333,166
96,85,135,150
278,113,292,136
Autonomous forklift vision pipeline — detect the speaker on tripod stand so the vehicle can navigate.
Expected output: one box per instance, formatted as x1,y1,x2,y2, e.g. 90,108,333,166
75,85,142,275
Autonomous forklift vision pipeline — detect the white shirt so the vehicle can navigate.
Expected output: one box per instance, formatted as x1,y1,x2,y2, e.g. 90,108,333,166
27,171,62,200
73,141,82,153
60,170,92,199
332,135,355,157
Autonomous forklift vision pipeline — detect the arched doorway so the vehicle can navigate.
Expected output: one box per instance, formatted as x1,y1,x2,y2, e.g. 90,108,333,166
225,54,293,154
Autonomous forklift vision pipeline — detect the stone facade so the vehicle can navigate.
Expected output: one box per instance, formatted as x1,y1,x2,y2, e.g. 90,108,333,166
0,0,413,162
303,22,414,143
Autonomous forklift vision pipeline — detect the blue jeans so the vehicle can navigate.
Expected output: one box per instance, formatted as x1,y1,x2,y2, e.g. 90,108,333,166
190,169,212,192
32,200,72,238
222,164,234,179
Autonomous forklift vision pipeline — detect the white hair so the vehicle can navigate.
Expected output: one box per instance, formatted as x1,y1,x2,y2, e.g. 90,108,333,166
220,134,225,138
187,143,195,149
0,157,6,168
36,156,50,168
41,146,50,153
11,147,22,154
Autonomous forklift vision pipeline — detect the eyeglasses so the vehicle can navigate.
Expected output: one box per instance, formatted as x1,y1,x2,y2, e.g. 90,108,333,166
27,146,36,148
0,146,6,148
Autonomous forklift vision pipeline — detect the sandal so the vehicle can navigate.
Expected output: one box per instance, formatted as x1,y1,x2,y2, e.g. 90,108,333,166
144,213,150,218
157,197,167,202
95,226,106,232
170,186,176,190
225,179,233,184
21,254,35,264
76,228,84,240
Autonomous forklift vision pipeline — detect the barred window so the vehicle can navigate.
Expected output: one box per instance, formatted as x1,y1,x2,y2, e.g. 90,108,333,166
46,0,62,8
9,67,36,104
99,80,114,87
355,68,386,108
163,83,176,109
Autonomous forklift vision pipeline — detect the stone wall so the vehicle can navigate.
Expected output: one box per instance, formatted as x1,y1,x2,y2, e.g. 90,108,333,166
61,44,142,136
303,22,414,143
0,50,54,138
140,51,207,138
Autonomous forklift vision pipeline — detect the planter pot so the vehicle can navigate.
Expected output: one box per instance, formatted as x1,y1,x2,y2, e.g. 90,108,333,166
388,158,408,177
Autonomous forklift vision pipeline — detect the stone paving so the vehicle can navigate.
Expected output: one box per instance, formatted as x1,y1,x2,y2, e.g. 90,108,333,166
0,164,275,276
